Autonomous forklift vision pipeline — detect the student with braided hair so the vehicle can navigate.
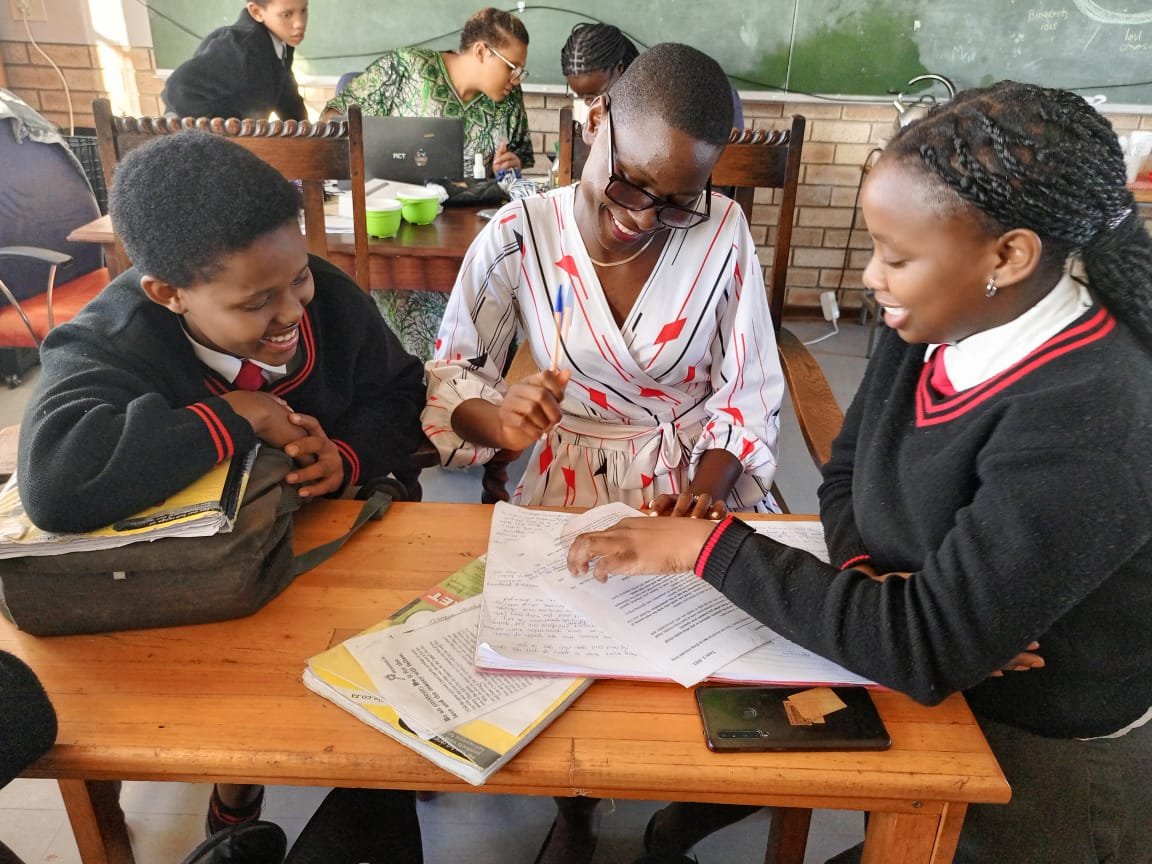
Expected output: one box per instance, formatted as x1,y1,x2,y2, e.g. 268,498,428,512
569,80,1152,863
560,22,639,111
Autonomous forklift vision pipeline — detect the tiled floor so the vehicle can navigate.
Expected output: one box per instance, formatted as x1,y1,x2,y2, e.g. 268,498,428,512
0,319,875,863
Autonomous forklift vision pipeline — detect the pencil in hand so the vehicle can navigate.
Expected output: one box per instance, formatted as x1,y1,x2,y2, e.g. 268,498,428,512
550,284,574,371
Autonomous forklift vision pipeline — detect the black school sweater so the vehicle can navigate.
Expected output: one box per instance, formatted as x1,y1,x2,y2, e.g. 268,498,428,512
162,9,306,121
18,256,424,534
698,306,1152,738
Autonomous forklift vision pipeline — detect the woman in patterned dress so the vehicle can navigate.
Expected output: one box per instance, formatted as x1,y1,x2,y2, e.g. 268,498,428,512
324,7,534,359
424,42,784,521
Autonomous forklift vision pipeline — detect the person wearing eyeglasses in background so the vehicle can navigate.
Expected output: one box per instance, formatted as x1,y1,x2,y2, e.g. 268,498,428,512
559,23,744,190
425,44,783,861
322,6,533,359
560,23,640,126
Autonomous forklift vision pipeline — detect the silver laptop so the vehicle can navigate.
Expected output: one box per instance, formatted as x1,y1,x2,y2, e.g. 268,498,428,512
359,116,465,184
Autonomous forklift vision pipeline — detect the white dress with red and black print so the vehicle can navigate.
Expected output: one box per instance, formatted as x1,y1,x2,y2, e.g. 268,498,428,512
423,183,784,510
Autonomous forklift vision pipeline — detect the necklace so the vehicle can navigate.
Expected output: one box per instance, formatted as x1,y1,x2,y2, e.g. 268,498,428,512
587,234,656,267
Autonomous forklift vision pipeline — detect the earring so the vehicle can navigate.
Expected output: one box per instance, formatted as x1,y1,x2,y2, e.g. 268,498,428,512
985,276,998,299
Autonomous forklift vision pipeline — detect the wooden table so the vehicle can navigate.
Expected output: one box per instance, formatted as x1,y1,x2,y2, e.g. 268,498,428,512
66,207,487,292
0,503,1009,864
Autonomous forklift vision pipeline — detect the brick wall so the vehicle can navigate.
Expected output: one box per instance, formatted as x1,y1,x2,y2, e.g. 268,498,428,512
0,40,162,125
5,41,1151,315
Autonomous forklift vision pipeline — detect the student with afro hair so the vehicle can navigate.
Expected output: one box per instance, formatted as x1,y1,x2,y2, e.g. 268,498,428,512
17,130,425,838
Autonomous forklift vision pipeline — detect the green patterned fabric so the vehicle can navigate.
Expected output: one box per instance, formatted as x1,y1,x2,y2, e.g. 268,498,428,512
326,47,534,177
372,289,447,362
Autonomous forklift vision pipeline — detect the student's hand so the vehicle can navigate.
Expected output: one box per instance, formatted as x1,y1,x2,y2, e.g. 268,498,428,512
221,390,306,449
497,369,570,449
567,516,716,582
989,642,1044,677
492,142,521,174
282,413,344,498
646,492,728,520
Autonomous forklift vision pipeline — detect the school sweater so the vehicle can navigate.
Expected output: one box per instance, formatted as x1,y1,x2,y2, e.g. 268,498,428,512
696,307,1152,738
162,9,306,121
18,256,425,534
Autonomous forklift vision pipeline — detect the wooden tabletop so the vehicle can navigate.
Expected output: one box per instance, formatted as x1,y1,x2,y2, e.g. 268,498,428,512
66,214,113,245
0,502,1009,863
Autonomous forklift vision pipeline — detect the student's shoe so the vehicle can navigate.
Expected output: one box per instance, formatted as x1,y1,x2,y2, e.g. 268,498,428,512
205,786,266,837
638,812,698,863
532,817,599,864
180,821,287,864
823,843,863,864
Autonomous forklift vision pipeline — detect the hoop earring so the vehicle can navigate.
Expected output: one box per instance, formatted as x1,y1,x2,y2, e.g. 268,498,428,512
985,276,998,299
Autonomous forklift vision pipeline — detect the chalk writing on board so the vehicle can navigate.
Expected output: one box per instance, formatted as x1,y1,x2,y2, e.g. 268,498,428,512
1071,0,1152,25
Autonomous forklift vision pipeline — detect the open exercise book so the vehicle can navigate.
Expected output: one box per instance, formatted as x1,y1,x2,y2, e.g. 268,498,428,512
0,447,257,558
303,558,591,786
475,502,873,689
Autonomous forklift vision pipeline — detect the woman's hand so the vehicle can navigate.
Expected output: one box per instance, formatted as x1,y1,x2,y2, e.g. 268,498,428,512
647,491,728,519
496,369,570,449
567,516,717,582
282,412,344,498
989,642,1044,677
492,142,522,173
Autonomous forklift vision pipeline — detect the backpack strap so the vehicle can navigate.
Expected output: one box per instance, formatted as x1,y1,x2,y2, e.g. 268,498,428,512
289,490,391,577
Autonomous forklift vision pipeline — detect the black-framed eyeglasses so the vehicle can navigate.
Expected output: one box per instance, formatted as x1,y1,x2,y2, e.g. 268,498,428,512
603,100,711,230
485,43,528,82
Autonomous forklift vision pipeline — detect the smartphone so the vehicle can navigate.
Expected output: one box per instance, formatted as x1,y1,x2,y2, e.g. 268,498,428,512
695,685,891,752
477,207,500,220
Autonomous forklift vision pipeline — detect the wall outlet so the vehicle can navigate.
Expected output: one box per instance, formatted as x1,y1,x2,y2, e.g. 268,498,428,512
820,291,841,323
10,0,47,21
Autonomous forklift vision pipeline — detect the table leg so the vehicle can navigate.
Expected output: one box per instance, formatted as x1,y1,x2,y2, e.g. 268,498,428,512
57,779,135,864
764,806,812,864
102,242,130,280
861,803,967,864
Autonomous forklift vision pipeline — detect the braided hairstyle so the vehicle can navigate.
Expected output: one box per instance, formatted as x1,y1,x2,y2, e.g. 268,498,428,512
459,7,529,51
560,23,639,78
885,79,1152,351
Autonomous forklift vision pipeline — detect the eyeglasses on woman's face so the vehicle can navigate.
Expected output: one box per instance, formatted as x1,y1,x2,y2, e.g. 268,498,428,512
602,100,711,230
564,68,622,106
485,42,528,82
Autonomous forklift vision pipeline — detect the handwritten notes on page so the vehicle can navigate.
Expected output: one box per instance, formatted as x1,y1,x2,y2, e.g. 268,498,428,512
345,596,555,738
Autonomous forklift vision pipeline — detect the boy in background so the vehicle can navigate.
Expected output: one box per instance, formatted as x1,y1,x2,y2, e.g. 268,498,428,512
163,0,309,120
18,131,425,833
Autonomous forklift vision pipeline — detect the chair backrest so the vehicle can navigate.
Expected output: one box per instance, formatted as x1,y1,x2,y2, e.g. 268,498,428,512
556,108,806,332
92,98,370,292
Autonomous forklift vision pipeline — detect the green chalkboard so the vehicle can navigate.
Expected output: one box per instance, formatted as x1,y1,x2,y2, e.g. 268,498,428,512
146,0,1152,103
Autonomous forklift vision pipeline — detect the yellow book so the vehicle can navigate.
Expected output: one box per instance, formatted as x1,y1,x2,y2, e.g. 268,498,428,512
0,448,255,557
303,558,591,786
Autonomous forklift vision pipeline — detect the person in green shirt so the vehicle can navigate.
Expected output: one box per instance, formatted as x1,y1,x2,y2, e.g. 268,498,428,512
324,7,534,359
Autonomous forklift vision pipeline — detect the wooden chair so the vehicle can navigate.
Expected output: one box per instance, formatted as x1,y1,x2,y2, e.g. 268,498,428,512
92,98,371,292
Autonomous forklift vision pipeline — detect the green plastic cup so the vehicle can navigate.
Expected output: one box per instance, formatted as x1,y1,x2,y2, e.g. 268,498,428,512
365,200,402,237
396,191,440,225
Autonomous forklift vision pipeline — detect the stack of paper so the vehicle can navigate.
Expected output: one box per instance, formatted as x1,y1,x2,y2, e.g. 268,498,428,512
304,558,591,786
474,502,873,688
0,448,256,558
